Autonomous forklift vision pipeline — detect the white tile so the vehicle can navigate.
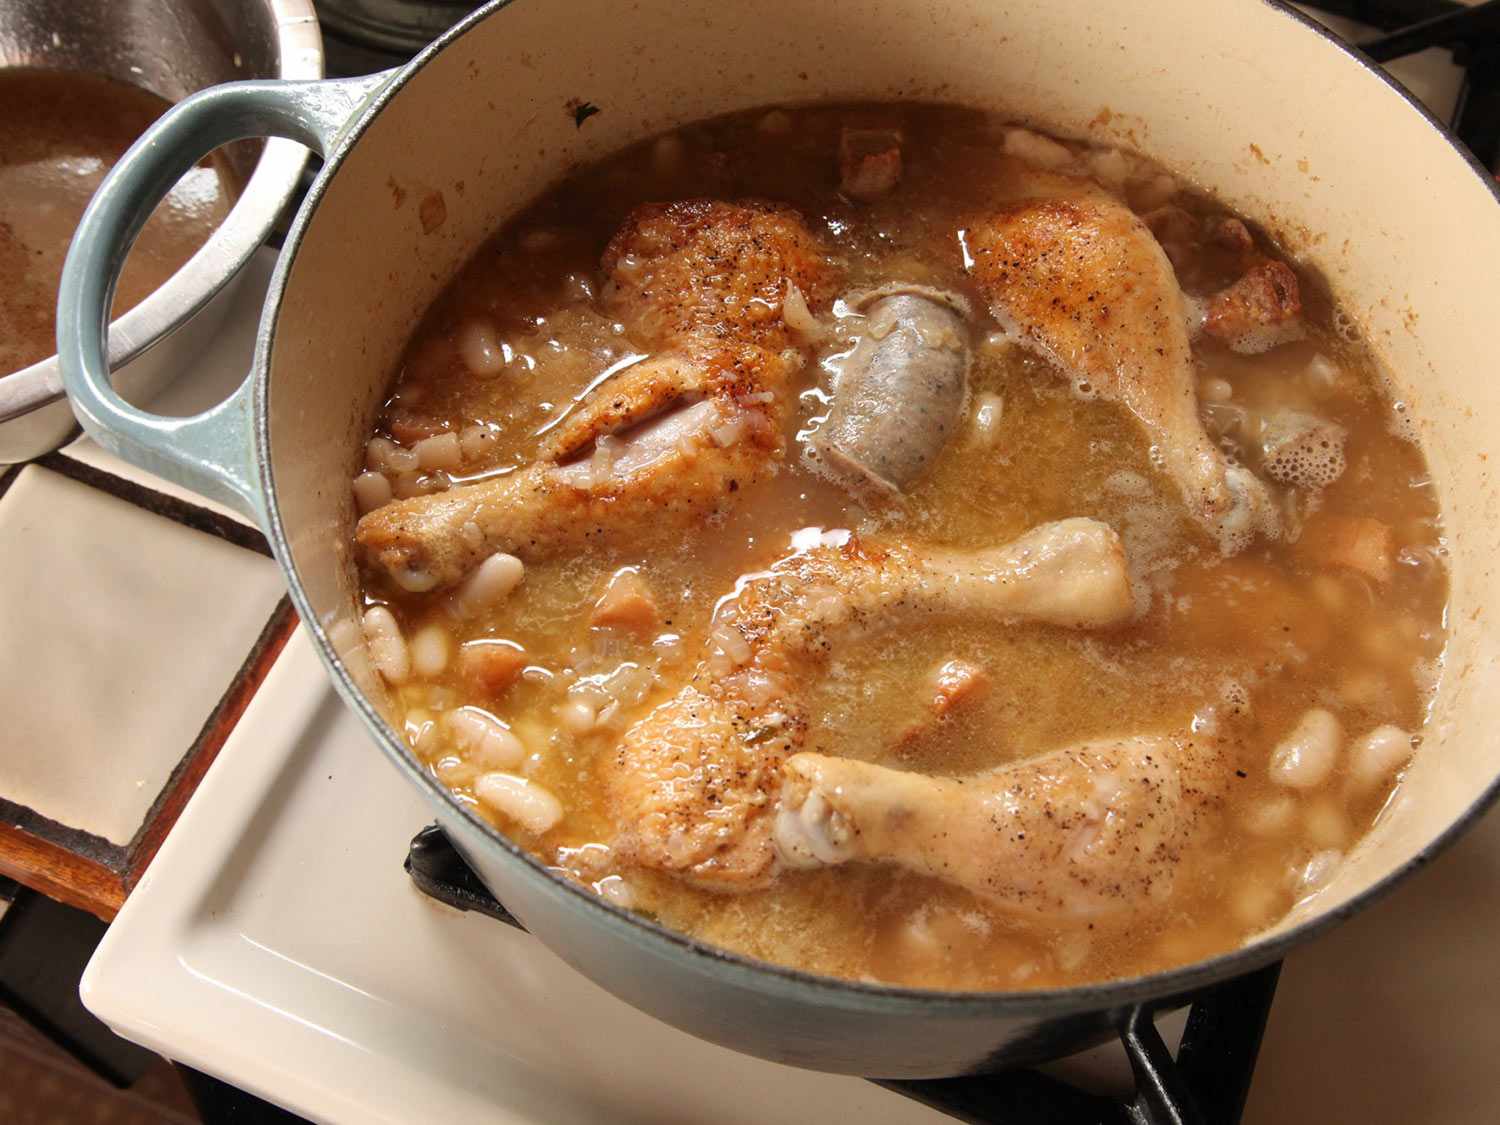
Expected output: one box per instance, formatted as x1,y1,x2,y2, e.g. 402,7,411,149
62,248,277,527
0,466,284,846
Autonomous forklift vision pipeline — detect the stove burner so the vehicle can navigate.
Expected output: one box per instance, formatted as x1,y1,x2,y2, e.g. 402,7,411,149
406,825,1280,1125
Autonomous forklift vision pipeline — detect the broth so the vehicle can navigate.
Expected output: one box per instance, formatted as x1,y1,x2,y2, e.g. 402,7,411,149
0,69,236,376
351,104,1445,989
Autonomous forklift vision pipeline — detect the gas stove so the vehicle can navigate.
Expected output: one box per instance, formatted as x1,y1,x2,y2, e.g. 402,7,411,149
77,4,1500,1124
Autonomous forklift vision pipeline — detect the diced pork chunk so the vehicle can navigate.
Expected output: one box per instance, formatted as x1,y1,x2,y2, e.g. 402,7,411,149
591,568,661,633
1211,217,1254,253
840,128,903,201
460,639,529,695
1202,260,1303,353
928,659,990,717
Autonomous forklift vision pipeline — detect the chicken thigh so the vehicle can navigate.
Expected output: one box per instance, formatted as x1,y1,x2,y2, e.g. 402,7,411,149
965,181,1276,552
600,518,1134,889
356,200,837,592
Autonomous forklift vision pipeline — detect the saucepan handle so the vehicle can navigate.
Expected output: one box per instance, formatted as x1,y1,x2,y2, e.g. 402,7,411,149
56,72,392,527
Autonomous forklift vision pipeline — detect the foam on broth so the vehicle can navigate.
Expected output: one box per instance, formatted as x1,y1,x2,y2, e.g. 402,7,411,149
354,104,1446,989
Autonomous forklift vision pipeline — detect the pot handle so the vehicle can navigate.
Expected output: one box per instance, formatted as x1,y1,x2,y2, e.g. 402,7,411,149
56,72,392,527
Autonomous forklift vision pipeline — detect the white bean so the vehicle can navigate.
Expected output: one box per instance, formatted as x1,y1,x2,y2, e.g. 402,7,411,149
392,470,448,500
414,432,462,472
409,622,451,677
457,318,508,376
1199,376,1233,403
366,436,419,473
601,662,656,709
446,706,525,770
1269,708,1342,789
352,470,392,513
433,754,480,786
1338,670,1387,708
1349,725,1414,791
558,696,598,735
1359,623,1402,663
1232,881,1279,927
459,424,499,462
1304,799,1351,848
361,606,409,685
474,772,563,834
971,392,1004,446
1295,849,1343,895
450,552,524,618
1304,353,1343,396
1132,172,1179,209
595,875,635,908
653,632,685,664
1002,127,1072,169
404,707,436,754
653,132,685,175
1086,147,1132,187
1242,795,1296,837
519,228,559,253
1054,932,1091,972
756,109,793,135
981,331,1017,356
390,564,438,594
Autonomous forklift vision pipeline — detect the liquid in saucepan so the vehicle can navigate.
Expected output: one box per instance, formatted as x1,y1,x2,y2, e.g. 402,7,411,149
0,69,237,376
349,105,1445,989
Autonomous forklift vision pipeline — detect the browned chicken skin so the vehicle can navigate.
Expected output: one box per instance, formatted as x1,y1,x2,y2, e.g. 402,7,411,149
1201,258,1303,353
966,179,1276,552
355,200,837,591
777,732,1230,919
600,519,1134,890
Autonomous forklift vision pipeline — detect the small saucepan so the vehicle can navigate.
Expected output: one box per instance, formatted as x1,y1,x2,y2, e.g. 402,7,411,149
0,0,318,463
57,0,1500,1084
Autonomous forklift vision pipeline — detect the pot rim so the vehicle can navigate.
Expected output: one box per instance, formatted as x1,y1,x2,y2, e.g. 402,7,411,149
258,0,1500,1016
0,0,319,420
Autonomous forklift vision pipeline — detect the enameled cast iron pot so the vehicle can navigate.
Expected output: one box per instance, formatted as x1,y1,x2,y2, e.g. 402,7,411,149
57,0,1500,1079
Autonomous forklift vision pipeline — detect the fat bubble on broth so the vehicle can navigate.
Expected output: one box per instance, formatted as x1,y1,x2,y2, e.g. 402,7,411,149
346,105,1445,991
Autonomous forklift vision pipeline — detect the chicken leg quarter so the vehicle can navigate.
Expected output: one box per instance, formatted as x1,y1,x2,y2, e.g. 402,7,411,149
356,199,837,591
965,180,1275,552
600,518,1134,890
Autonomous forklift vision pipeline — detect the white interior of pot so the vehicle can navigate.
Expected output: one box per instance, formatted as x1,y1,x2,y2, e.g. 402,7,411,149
267,0,1500,958
0,0,320,369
